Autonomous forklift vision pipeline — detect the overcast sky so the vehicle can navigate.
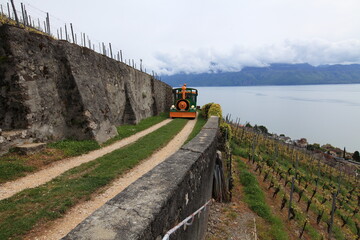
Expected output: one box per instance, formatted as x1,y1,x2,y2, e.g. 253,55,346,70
4,0,360,74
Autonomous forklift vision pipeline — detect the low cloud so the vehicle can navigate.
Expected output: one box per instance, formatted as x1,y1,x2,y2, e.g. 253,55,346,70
155,39,360,75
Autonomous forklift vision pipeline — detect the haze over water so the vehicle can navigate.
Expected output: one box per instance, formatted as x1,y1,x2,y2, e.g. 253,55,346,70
197,84,360,153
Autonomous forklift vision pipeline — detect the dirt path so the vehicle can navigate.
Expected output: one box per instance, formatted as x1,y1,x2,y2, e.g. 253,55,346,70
205,159,257,240
25,116,197,240
0,119,172,201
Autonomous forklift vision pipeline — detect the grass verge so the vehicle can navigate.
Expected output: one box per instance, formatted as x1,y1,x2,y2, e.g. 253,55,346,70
103,112,169,146
47,140,100,157
0,118,187,240
237,158,288,240
0,159,35,184
0,149,67,184
184,113,207,144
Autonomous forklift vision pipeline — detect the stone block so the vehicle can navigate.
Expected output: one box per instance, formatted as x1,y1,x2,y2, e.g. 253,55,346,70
14,143,46,155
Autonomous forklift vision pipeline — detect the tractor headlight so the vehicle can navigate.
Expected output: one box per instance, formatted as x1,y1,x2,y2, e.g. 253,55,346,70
191,105,195,109
171,105,175,109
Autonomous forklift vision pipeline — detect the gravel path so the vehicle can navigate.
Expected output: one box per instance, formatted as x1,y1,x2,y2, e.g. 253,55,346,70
0,119,172,201
24,116,197,240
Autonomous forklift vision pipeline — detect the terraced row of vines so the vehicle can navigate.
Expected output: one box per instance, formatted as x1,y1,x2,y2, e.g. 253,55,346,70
230,124,360,240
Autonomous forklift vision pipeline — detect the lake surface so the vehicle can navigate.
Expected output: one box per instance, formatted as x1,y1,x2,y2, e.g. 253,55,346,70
196,84,360,152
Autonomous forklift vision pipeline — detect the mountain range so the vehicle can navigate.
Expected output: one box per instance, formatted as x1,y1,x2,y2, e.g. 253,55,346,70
161,63,360,87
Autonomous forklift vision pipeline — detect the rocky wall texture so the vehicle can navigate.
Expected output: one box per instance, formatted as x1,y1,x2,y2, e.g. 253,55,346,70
63,116,219,240
0,24,172,145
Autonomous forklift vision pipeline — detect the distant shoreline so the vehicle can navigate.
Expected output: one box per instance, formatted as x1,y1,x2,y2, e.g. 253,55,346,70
161,63,360,87
172,82,360,88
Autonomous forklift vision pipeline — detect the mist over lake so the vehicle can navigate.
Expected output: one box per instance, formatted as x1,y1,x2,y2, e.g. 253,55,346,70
196,84,360,152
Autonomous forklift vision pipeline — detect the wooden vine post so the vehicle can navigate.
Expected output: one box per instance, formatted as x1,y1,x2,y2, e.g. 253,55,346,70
251,134,256,163
328,191,337,239
288,176,295,220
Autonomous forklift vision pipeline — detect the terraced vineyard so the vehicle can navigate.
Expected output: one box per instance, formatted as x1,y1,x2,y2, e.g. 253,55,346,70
231,126,360,240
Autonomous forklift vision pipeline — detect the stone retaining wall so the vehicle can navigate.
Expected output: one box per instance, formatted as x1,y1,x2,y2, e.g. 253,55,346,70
63,116,219,240
0,23,172,148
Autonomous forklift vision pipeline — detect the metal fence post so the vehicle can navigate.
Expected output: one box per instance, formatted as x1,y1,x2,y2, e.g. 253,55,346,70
46,12,50,34
83,33,85,47
24,8,29,26
102,42,106,55
43,21,47,33
109,43,113,59
10,0,20,26
70,23,75,43
21,3,26,25
65,24,68,41
7,2,10,18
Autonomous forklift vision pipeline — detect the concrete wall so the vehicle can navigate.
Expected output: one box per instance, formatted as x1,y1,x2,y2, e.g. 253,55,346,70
63,116,219,240
0,24,172,145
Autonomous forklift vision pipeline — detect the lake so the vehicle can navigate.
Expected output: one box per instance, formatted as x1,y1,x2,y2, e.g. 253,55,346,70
196,84,360,153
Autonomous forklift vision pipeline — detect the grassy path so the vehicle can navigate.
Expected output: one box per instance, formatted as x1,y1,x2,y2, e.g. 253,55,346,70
0,118,189,240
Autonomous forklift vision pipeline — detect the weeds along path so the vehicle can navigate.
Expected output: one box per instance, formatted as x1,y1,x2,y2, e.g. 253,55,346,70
26,116,197,240
0,119,173,201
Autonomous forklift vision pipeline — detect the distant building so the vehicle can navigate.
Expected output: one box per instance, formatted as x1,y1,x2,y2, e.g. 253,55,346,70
295,138,308,148
328,151,337,157
345,152,353,160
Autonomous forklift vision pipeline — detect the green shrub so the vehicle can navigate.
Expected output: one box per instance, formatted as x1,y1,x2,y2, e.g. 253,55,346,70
207,103,222,118
218,121,232,151
201,103,213,118
220,122,232,142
